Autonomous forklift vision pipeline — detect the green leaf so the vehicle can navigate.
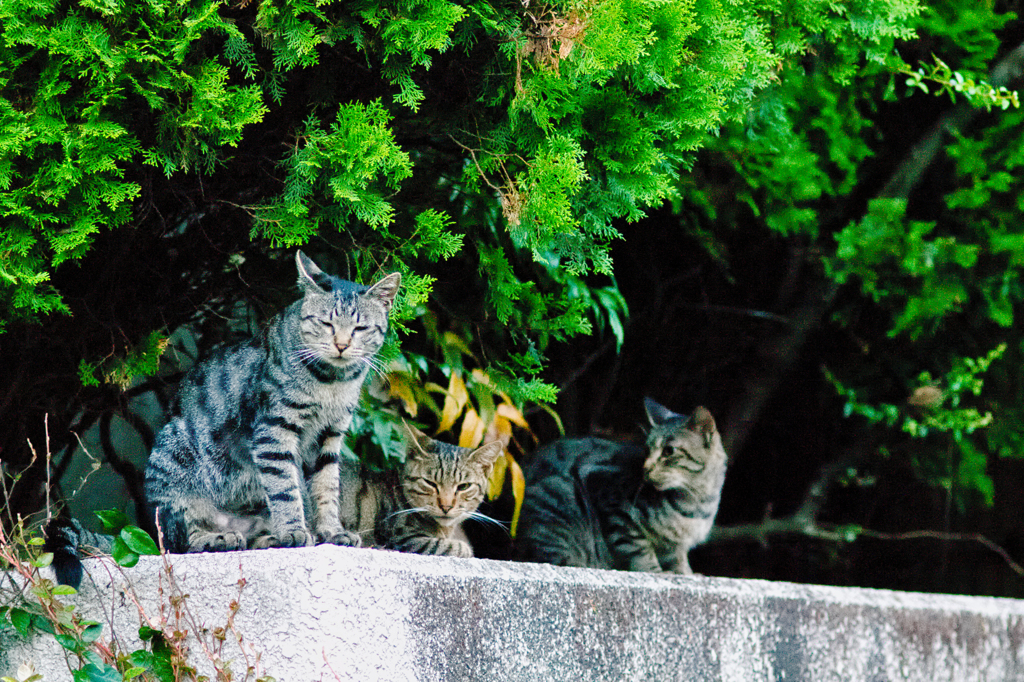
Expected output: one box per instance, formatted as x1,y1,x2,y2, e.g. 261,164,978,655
138,625,163,641
31,552,53,569
111,537,139,568
119,526,159,556
52,584,78,596
80,620,104,643
30,615,54,635
54,632,81,652
72,663,123,682
82,651,105,668
94,509,131,534
134,630,175,682
9,608,33,636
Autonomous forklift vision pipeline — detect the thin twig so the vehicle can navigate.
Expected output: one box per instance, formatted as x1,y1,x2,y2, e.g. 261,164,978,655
858,528,1024,578
44,415,51,525
323,647,345,682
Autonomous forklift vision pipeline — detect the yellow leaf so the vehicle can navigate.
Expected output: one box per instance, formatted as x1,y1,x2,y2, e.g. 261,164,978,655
442,331,475,358
507,453,526,538
488,451,509,499
436,372,468,435
486,414,513,448
496,402,530,431
458,407,485,448
388,372,418,417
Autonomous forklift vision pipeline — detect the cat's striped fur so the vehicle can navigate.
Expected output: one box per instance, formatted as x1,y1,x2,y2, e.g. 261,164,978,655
339,425,503,557
516,399,727,574
141,251,400,554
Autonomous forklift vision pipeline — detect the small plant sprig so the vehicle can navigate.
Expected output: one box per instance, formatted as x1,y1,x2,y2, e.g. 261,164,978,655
2,510,272,681
1,508,139,680
825,344,1006,507
1,421,273,681
898,55,1020,111
826,343,1004,438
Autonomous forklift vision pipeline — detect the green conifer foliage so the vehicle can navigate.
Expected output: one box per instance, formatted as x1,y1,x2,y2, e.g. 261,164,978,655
0,0,920,397
0,0,265,329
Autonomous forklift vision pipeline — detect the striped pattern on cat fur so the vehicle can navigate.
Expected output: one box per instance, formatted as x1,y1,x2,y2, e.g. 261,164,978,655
139,251,399,556
338,424,503,558
516,398,728,574
40,248,398,584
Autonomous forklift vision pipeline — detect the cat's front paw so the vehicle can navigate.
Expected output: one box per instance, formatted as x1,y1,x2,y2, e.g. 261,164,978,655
317,528,362,548
190,531,246,553
253,528,314,549
437,539,473,558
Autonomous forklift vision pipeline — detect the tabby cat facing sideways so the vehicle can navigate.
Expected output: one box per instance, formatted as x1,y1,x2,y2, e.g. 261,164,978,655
338,424,503,557
516,398,728,574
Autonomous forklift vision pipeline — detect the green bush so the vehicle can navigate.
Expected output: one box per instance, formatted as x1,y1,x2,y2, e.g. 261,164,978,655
0,0,923,394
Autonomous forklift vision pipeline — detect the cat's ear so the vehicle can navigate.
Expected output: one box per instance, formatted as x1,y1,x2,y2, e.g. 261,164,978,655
364,272,401,312
468,441,504,471
644,397,680,427
296,251,332,293
402,421,434,461
687,406,717,448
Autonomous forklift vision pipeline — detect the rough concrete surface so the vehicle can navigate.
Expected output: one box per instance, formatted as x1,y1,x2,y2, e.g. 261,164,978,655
3,545,1024,681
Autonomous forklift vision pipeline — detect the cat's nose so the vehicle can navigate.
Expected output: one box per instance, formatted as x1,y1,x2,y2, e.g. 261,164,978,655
438,502,454,514
642,453,660,473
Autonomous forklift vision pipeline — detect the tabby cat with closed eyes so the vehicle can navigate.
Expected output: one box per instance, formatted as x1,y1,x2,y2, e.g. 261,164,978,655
338,424,504,557
48,251,400,586
516,398,728,574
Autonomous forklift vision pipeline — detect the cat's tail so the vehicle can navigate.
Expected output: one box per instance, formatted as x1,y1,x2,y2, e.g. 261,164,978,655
570,460,615,568
43,517,113,588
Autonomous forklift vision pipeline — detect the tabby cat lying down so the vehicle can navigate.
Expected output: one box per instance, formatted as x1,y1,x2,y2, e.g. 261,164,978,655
516,398,728,574
339,424,504,558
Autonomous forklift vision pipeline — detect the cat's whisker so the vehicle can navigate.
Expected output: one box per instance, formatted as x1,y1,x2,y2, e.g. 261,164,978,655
466,511,507,527
386,507,430,520
289,345,325,366
466,511,510,535
358,355,389,380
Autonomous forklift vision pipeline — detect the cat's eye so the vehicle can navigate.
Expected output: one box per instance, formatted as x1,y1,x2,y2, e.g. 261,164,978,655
406,476,436,490
671,448,705,471
456,482,473,492
353,325,370,333
670,448,699,462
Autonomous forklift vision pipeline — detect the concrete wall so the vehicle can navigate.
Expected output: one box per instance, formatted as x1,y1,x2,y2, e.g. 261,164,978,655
3,546,1024,681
